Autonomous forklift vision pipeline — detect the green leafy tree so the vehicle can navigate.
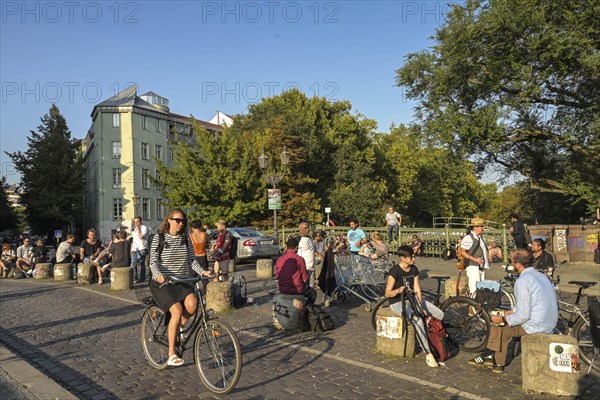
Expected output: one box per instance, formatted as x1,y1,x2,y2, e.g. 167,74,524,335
396,0,600,213
0,177,18,232
6,105,84,238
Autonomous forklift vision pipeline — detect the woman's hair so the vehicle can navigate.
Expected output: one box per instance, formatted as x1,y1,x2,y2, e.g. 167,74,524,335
532,238,546,250
158,208,188,235
2,243,11,251
397,245,414,258
371,232,382,241
190,219,203,230
412,234,419,240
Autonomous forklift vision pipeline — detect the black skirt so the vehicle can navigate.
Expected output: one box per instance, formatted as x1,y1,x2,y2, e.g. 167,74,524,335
149,280,194,312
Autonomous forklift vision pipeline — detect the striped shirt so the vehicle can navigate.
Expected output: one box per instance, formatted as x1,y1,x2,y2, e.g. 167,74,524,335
149,233,204,279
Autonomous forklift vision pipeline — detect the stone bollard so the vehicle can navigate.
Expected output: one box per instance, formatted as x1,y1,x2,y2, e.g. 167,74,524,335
229,258,236,273
256,259,273,280
110,267,133,291
206,281,232,313
273,293,307,331
53,263,71,281
522,334,580,396
77,263,92,284
374,308,416,358
34,263,52,279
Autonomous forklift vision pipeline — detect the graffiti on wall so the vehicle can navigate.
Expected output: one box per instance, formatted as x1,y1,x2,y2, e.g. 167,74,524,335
566,233,599,253
555,229,567,252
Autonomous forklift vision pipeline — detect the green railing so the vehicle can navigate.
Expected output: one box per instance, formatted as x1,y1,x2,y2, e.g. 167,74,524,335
274,224,514,264
433,217,504,230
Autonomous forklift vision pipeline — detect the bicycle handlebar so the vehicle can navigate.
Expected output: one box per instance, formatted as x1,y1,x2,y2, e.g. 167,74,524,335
166,275,215,286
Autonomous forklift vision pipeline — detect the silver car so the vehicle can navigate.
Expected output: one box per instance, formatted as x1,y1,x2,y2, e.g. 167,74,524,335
208,227,280,263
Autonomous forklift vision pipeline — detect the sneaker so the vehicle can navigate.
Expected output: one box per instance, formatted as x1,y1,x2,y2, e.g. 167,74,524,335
425,354,438,368
98,279,103,285
468,354,494,367
101,263,111,272
491,365,504,374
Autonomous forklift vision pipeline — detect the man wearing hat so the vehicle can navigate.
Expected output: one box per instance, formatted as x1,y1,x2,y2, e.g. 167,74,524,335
459,217,490,294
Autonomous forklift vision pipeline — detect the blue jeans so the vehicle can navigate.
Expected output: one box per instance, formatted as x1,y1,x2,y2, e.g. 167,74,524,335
387,224,399,242
131,249,148,281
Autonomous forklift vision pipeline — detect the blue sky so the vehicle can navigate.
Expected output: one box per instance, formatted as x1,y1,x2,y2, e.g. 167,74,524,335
1,1,456,184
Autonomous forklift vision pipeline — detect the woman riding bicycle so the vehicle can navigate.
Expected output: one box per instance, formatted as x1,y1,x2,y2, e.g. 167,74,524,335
149,208,212,367
385,245,444,368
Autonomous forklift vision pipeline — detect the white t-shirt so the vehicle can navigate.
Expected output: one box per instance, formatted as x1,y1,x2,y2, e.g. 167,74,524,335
56,241,73,263
460,233,490,269
131,224,149,251
386,212,401,226
297,236,316,270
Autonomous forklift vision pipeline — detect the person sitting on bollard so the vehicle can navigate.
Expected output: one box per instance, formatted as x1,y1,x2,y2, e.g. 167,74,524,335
80,229,105,284
468,248,558,373
107,231,130,270
56,234,77,264
487,240,503,263
276,237,317,306
15,237,35,278
1,243,17,278
531,238,554,273
409,235,423,257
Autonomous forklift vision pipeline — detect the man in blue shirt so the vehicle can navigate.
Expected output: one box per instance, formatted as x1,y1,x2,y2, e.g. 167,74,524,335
468,248,558,373
347,219,366,255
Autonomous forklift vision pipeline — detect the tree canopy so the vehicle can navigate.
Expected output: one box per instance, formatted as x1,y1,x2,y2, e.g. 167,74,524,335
396,0,600,212
0,177,18,233
6,104,84,238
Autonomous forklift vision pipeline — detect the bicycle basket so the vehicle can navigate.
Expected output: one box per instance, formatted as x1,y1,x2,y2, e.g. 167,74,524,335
135,286,153,304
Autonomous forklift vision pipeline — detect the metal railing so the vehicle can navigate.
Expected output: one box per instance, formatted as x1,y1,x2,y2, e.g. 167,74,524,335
433,217,504,230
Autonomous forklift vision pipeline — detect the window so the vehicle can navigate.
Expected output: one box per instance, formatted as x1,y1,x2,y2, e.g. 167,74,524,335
155,144,162,160
112,141,121,159
169,148,174,161
141,143,149,160
113,198,123,220
112,168,121,188
142,198,150,220
156,201,163,220
142,169,150,189
156,118,162,132
155,169,161,186
143,116,149,130
112,113,120,128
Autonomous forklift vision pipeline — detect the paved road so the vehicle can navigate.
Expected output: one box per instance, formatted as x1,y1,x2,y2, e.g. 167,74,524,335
0,258,598,399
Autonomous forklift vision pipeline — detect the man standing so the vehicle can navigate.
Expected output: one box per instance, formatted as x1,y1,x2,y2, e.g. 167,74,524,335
509,213,527,249
459,218,490,295
385,207,402,242
56,234,77,264
16,237,34,277
297,222,316,288
347,219,366,255
276,237,317,305
131,216,149,283
468,248,558,373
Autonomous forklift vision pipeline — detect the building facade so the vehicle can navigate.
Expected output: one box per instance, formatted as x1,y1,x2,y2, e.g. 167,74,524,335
82,86,224,241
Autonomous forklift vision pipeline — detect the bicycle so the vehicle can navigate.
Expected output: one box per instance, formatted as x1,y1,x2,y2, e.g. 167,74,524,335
139,276,242,394
554,279,599,373
263,276,279,295
371,274,491,352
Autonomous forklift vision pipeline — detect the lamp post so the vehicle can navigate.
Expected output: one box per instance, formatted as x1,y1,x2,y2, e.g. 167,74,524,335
132,195,140,231
258,147,289,238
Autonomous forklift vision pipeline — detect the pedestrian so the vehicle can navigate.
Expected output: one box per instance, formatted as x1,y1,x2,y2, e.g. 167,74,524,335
509,213,527,249
347,219,366,255
131,216,149,283
276,237,317,305
108,231,130,269
210,220,233,282
297,222,316,288
189,220,209,276
385,207,402,242
459,218,489,295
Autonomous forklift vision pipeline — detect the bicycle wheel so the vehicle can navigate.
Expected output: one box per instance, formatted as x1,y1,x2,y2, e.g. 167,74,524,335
194,319,242,394
263,277,279,295
370,296,392,331
440,296,490,353
361,268,387,301
572,312,600,373
141,306,169,370
500,289,515,310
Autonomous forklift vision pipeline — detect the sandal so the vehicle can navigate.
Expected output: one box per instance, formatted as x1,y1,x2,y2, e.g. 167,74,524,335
167,355,184,367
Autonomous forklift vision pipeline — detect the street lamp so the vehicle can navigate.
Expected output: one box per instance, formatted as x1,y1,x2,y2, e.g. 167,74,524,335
258,147,289,237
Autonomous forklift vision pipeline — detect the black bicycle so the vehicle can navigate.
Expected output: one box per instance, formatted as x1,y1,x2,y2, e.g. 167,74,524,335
371,275,491,352
139,276,242,394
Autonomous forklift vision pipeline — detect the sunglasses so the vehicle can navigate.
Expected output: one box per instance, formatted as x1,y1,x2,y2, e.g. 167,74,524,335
169,218,186,224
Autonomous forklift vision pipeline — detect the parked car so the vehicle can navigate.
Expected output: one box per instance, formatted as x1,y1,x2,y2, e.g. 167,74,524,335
208,227,280,263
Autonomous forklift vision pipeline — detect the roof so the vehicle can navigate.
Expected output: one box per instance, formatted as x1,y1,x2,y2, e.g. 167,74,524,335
93,85,167,115
168,112,223,131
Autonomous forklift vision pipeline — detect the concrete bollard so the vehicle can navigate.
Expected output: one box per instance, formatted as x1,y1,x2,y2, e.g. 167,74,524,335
34,263,52,279
206,281,232,313
256,259,273,280
53,263,71,281
521,334,580,396
110,267,133,291
229,259,236,273
374,308,416,358
77,263,92,284
273,293,307,331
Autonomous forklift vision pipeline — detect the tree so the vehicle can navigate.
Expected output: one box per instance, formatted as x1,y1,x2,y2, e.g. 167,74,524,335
6,105,84,238
0,177,18,233
396,0,600,213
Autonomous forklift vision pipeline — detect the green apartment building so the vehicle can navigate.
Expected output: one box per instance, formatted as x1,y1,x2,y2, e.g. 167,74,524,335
82,86,226,242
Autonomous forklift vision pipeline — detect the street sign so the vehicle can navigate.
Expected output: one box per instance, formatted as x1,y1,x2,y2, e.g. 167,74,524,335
54,230,63,239
325,207,331,213
268,189,281,210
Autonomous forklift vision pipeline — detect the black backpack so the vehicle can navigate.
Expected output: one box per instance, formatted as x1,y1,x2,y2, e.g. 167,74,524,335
588,296,600,348
228,231,238,261
474,288,502,311
230,275,247,308
306,304,334,332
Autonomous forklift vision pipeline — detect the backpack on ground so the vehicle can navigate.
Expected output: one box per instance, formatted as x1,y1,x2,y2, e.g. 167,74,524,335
306,304,334,332
229,275,247,308
426,316,451,362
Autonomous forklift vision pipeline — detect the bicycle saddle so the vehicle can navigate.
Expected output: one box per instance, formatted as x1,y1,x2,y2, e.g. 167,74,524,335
429,275,451,283
568,281,597,289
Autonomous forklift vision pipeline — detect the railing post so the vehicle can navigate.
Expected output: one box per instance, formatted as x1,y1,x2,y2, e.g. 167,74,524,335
445,224,450,250
502,223,509,264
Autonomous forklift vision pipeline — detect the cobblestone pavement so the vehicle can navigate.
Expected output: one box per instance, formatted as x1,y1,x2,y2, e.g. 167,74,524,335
0,259,598,400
